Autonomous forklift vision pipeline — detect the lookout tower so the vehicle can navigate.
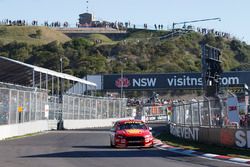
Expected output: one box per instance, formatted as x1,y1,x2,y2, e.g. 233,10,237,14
78,1,95,26
79,13,93,25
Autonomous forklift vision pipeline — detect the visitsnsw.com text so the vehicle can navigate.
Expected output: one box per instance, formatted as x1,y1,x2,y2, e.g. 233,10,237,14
132,75,239,87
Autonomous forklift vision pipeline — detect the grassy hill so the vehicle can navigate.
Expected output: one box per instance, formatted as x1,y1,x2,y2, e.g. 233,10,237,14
0,26,71,45
86,34,113,43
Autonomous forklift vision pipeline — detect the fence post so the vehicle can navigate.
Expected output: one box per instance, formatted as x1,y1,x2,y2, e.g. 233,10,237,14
90,98,93,119
183,103,186,126
107,100,109,118
77,97,81,120
72,96,75,120
119,100,122,118
94,99,98,119
124,100,127,117
54,97,57,120
178,104,181,125
198,100,201,126
8,89,11,124
113,101,115,118
83,98,86,119
101,99,105,118
191,103,193,127
16,91,19,123
208,100,212,128
22,92,25,122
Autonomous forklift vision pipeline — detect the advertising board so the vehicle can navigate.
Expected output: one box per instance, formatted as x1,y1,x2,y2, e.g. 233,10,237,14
103,71,250,90
170,124,199,141
235,130,250,149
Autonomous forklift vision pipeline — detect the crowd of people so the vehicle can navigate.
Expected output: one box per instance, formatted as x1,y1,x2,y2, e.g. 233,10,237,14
77,21,128,31
0,18,234,41
127,92,175,107
44,21,69,28
0,19,70,28
0,19,27,26
196,27,231,39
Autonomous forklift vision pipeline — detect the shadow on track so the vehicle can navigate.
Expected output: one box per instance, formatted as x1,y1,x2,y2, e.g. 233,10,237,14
21,149,188,158
72,145,112,149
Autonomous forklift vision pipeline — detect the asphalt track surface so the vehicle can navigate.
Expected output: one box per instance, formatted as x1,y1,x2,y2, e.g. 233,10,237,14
0,123,247,167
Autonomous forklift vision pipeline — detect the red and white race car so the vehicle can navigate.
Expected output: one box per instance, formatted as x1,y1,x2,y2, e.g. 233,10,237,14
110,119,154,148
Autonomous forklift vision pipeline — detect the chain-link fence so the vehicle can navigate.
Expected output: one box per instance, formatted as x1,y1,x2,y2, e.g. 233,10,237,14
0,86,48,125
48,94,130,120
170,95,250,128
0,83,130,125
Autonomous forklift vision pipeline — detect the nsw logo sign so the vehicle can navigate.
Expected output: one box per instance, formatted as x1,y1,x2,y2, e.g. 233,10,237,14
115,77,130,88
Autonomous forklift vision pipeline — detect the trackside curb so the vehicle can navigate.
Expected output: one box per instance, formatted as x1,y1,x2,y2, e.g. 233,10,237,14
153,139,250,165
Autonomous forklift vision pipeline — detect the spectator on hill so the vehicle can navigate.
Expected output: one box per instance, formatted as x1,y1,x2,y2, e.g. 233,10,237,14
154,24,157,30
125,22,128,28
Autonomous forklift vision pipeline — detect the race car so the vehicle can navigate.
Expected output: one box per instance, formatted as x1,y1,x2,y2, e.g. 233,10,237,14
110,119,154,148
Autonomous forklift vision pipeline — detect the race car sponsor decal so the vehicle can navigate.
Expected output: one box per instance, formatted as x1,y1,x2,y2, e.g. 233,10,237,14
124,121,142,124
126,129,142,134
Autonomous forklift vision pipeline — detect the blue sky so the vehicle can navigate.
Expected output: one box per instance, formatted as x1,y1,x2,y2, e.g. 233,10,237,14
0,0,249,43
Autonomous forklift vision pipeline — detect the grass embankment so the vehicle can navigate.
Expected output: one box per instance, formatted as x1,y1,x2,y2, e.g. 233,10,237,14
157,130,250,159
0,26,71,45
87,34,113,42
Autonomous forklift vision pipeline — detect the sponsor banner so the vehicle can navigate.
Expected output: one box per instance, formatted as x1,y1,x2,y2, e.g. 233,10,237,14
169,125,250,149
103,71,250,90
220,128,235,146
235,130,250,149
146,115,167,122
170,124,199,141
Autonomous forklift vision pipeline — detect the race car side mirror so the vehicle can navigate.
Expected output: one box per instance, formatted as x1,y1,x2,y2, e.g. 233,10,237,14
148,127,152,131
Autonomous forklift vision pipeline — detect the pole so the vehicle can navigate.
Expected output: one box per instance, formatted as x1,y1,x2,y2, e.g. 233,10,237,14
172,23,175,37
58,56,64,130
120,69,123,98
60,57,63,74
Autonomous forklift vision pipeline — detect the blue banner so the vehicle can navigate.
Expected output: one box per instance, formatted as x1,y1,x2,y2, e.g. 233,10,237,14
103,71,250,90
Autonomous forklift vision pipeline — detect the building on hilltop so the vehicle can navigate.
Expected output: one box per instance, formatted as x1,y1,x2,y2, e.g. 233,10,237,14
79,12,94,26
76,1,126,30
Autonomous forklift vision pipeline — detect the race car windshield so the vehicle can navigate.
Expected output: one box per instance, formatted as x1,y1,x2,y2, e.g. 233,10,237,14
118,123,147,130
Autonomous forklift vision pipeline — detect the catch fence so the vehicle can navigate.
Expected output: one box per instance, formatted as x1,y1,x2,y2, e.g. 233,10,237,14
0,82,129,125
49,94,129,120
170,96,249,128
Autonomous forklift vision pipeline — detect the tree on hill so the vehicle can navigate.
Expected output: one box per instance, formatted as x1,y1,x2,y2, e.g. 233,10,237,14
0,29,250,78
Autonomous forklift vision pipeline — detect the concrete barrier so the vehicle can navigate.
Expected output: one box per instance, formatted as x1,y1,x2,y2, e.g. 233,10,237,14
0,120,49,140
63,117,134,129
169,123,250,149
0,118,134,140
